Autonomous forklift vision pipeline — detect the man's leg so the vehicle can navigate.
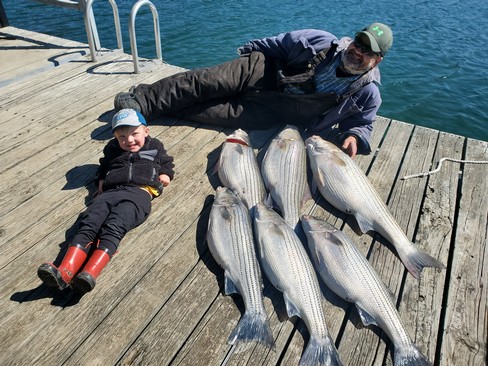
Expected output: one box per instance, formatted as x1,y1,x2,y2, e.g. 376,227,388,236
117,52,270,121
171,90,295,129
172,90,340,130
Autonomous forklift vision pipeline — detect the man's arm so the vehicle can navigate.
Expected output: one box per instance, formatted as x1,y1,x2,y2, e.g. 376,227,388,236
237,29,336,66
311,83,381,156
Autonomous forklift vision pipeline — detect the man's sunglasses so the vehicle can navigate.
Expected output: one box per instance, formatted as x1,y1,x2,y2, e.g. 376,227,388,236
353,37,382,57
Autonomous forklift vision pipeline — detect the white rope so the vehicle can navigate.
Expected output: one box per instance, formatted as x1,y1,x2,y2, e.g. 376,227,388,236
401,157,488,180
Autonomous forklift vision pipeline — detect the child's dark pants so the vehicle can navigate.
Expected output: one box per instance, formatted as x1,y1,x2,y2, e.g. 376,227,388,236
71,186,152,256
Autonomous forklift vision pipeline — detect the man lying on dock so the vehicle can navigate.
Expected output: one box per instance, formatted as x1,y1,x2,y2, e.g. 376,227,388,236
114,22,393,159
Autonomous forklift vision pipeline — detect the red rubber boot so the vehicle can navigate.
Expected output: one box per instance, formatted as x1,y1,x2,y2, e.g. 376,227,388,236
71,248,111,293
37,245,88,290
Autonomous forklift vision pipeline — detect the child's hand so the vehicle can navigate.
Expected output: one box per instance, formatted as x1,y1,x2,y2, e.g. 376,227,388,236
159,174,171,187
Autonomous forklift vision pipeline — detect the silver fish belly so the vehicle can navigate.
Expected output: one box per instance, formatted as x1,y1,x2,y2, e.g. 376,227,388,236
207,187,273,347
253,203,342,366
261,125,308,230
302,215,432,366
217,129,266,211
305,135,445,279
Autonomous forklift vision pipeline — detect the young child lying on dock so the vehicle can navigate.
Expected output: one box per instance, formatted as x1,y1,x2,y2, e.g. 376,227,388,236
37,109,174,293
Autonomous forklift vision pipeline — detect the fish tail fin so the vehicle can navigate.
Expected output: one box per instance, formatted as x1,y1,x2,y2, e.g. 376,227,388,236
394,343,432,366
299,335,343,366
399,244,446,279
227,311,275,348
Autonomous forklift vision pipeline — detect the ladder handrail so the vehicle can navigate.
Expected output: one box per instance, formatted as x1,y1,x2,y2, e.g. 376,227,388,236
29,0,123,62
81,0,123,62
129,0,162,74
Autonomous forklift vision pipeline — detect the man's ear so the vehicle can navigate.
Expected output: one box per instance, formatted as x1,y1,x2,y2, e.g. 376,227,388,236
373,56,383,68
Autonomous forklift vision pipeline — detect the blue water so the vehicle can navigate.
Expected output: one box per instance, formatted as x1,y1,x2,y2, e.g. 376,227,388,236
3,0,488,141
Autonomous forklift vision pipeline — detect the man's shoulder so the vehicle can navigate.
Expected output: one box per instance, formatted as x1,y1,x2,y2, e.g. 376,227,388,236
287,29,337,43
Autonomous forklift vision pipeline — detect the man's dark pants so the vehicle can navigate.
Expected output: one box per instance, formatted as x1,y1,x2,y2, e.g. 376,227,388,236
133,52,338,129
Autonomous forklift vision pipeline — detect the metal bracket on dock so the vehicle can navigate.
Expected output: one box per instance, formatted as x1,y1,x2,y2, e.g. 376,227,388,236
129,0,162,74
29,0,123,62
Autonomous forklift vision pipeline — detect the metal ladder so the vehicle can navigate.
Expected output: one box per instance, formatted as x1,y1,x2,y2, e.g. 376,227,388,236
129,0,162,74
29,0,162,72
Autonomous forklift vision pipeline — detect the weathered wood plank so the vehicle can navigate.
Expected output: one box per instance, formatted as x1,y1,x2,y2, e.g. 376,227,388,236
0,68,178,214
400,131,465,365
297,121,417,366
440,138,488,366
70,212,220,366
0,26,89,84
1,25,487,366
0,120,176,266
0,60,183,152
165,127,286,365
274,116,390,365
0,124,225,364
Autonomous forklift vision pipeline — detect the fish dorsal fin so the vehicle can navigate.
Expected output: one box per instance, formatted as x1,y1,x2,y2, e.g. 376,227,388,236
224,272,240,295
354,213,374,234
355,304,377,326
283,293,301,318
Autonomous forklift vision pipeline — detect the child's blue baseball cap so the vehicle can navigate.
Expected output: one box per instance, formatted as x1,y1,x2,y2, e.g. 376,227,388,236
112,108,147,132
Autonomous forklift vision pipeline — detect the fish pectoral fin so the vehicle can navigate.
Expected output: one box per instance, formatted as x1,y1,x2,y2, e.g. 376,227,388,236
302,183,313,204
316,167,328,187
213,156,223,175
283,293,301,319
355,304,377,327
264,193,275,209
224,273,240,296
354,213,374,234
326,233,345,246
386,287,397,304
310,178,318,195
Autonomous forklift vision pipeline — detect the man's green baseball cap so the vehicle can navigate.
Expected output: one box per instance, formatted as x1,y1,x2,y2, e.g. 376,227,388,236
357,22,393,56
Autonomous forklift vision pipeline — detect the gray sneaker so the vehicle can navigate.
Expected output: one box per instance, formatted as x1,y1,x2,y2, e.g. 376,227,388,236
114,88,142,112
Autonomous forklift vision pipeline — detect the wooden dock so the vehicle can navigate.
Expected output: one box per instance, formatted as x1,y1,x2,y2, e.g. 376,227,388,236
0,26,486,366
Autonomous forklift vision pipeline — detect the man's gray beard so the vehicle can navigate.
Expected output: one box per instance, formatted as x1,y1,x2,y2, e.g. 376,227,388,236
341,51,369,75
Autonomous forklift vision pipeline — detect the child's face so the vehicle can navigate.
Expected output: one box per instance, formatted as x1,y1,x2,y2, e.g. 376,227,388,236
114,125,149,152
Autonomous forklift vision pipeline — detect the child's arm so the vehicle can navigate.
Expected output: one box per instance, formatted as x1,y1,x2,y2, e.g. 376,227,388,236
153,138,175,181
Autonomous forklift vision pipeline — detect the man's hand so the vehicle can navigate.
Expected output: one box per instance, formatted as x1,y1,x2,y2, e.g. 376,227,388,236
342,135,358,159
93,179,104,196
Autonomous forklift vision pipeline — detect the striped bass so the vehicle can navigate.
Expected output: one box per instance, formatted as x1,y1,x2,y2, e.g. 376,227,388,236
217,129,266,211
253,203,342,366
301,215,432,366
207,187,274,347
261,125,309,231
305,136,445,279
